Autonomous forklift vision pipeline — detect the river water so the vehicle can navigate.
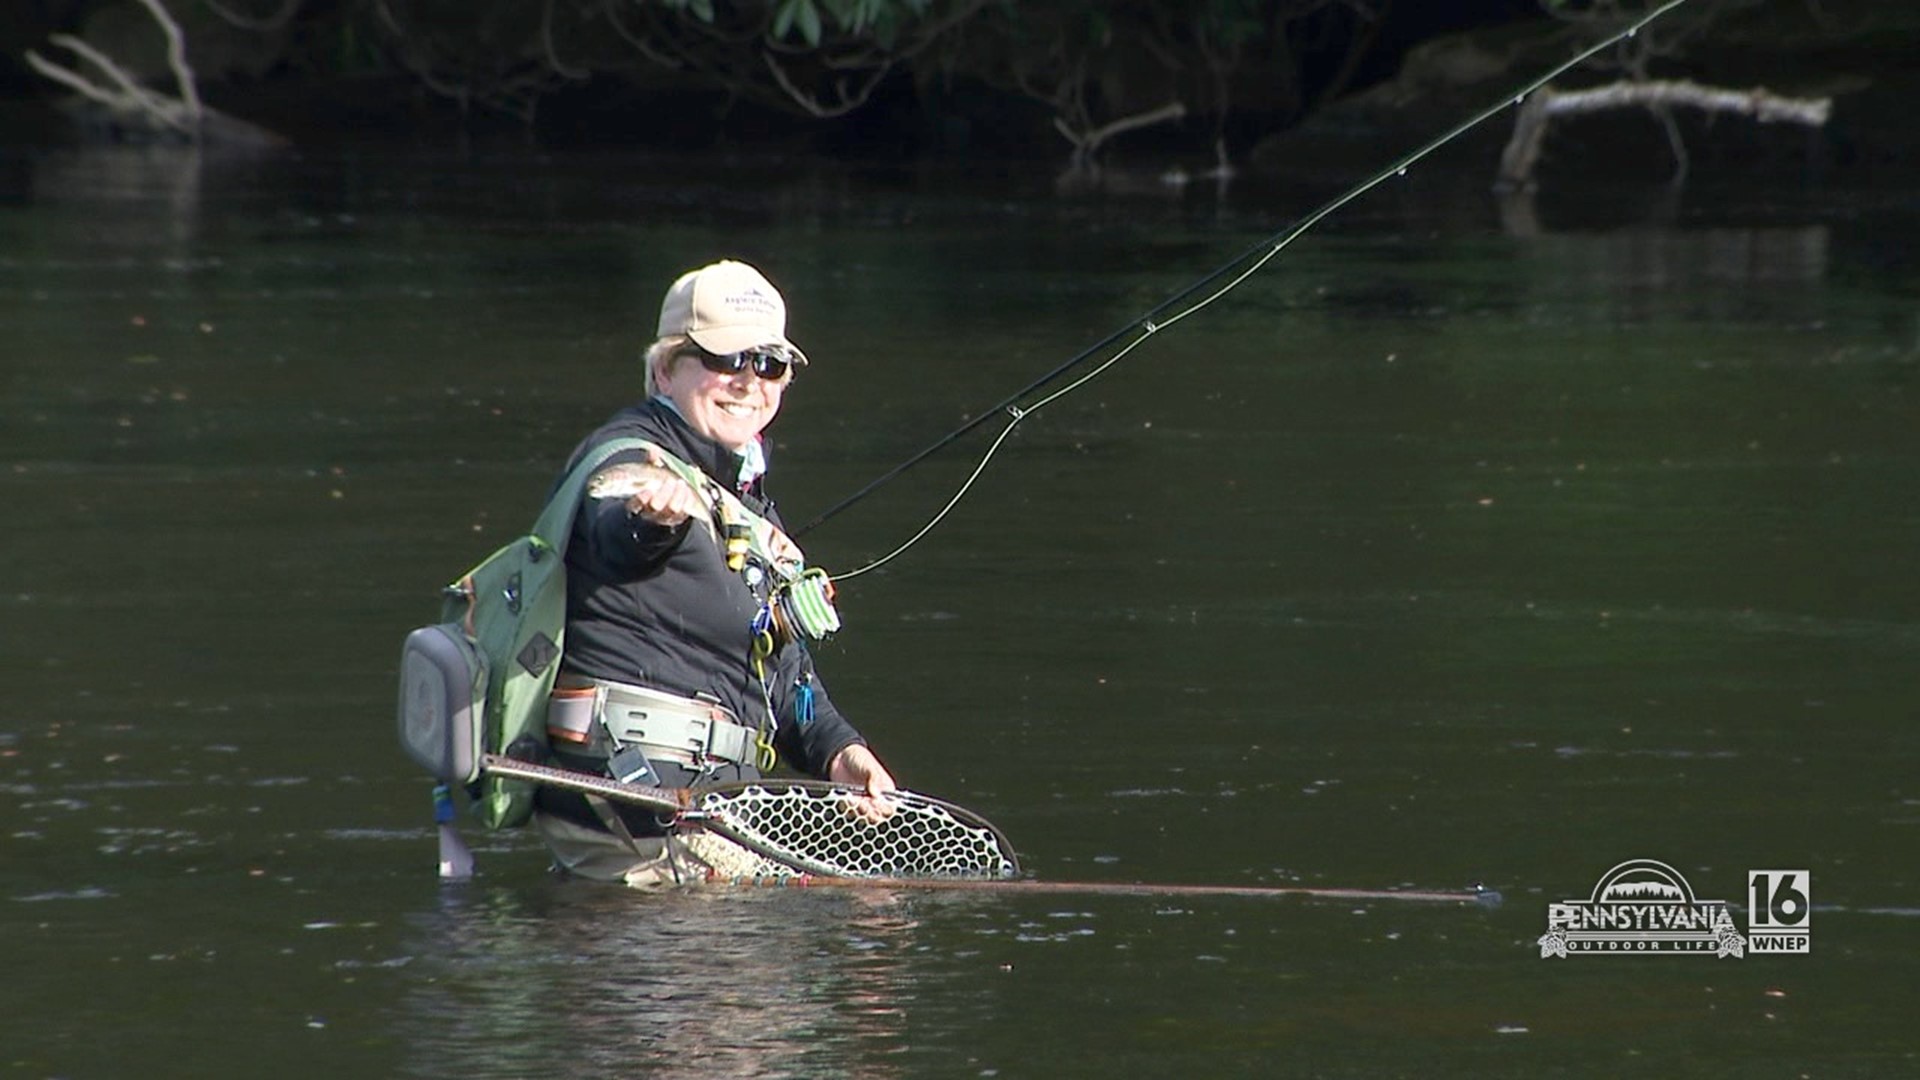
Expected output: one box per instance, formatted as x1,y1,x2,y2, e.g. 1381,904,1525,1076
2,144,1915,1078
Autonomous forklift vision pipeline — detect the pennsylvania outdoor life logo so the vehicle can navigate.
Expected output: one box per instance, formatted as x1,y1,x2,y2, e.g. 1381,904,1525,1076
1538,860,1812,958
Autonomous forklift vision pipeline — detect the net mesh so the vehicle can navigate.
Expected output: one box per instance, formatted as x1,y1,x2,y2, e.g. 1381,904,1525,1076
699,783,1018,880
676,828,795,880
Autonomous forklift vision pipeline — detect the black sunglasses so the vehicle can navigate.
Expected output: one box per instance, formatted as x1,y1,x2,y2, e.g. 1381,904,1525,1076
692,345,799,381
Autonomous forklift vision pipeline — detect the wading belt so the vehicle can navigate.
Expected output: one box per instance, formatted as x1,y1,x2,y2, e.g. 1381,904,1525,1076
557,676,766,771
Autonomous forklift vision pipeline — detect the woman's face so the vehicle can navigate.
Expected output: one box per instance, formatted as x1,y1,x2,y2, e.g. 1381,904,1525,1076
655,350,790,450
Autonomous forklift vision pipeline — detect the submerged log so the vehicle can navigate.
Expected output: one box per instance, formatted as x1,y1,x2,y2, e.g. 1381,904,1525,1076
1497,78,1832,190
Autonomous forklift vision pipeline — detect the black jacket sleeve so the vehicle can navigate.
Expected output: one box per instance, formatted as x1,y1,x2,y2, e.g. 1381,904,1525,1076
572,449,690,580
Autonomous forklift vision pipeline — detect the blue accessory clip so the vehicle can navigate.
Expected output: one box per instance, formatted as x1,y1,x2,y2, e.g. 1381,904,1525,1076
795,672,815,728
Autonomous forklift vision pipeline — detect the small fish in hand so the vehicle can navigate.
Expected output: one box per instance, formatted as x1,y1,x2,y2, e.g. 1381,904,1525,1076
588,459,712,535
586,460,680,500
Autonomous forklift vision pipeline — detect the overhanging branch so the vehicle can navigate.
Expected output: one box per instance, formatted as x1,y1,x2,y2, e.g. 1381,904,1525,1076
1498,78,1831,189
24,0,205,139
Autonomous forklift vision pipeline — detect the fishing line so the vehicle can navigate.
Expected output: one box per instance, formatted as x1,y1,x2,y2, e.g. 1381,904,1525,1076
813,0,1695,583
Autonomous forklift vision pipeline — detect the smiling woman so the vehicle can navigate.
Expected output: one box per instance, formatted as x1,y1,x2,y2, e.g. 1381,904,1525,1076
652,339,796,453
528,257,899,885
643,259,807,455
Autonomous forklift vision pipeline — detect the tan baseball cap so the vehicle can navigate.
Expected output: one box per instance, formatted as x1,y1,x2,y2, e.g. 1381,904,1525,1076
656,259,808,362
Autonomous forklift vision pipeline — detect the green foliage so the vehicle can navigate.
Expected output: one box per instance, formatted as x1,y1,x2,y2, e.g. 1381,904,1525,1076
658,0,717,21
773,0,823,45
766,0,936,46
0,0,1357,157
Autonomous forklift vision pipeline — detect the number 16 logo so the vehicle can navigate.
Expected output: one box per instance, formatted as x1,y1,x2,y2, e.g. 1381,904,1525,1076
1747,870,1811,954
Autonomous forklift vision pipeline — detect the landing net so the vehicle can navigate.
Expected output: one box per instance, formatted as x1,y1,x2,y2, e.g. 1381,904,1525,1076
696,782,1019,880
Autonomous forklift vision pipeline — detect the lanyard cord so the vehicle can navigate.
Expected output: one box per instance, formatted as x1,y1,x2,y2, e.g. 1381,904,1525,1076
808,0,1696,584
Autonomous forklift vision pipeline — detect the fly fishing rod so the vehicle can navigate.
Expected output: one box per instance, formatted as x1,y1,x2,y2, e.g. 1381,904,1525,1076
716,874,1503,907
796,0,1697,560
484,755,1497,906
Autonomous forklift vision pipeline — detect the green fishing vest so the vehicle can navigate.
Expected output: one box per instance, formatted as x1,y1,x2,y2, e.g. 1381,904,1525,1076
397,437,837,830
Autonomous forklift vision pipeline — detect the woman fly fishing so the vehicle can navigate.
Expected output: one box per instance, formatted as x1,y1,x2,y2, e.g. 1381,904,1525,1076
531,258,898,885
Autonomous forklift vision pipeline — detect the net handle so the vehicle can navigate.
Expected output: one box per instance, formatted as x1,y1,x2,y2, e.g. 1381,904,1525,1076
480,753,689,814
479,755,814,874
478,755,1022,877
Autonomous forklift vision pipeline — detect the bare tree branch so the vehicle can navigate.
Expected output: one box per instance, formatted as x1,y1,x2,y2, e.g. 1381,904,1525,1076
1053,100,1187,155
1498,78,1831,189
25,45,157,113
603,2,684,69
30,33,169,111
542,0,591,81
24,11,200,139
202,0,304,33
1649,100,1689,184
135,0,203,123
1055,99,1187,184
762,51,891,118
1540,78,1830,124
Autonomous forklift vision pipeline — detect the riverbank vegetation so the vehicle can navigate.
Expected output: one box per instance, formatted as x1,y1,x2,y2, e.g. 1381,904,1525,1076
2,1,1910,181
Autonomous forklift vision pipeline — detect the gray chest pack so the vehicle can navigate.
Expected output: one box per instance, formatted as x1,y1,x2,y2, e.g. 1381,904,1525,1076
396,438,650,833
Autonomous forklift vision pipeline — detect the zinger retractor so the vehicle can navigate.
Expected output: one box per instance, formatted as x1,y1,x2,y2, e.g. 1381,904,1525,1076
724,521,752,571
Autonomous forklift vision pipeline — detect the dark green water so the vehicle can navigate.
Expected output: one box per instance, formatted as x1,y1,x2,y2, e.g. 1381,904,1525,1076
2,145,1916,1078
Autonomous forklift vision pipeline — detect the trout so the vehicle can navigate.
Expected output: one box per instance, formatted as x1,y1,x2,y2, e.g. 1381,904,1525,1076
586,460,681,500
586,461,717,539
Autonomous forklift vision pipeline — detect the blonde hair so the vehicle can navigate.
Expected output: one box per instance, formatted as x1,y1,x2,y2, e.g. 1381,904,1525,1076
643,334,692,396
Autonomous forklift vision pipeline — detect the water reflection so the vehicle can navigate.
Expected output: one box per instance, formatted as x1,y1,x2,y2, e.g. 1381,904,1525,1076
397,882,921,1079
3,146,1916,1077
12,144,206,249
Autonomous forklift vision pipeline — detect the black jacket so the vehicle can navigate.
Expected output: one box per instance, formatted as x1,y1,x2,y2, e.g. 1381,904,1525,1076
536,399,865,831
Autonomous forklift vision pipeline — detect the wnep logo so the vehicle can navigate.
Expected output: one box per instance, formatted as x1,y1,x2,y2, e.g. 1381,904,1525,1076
1539,859,1747,958
1747,869,1812,954
1539,860,1813,959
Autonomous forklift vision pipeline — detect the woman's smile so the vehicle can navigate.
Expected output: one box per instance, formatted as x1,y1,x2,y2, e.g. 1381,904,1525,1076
662,364,788,450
